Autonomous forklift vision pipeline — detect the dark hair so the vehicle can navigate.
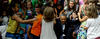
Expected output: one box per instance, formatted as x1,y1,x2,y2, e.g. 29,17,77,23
1,9,8,16
35,4,41,8
8,2,16,16
72,11,77,15
20,2,26,9
56,2,63,8
43,7,55,22
46,1,54,7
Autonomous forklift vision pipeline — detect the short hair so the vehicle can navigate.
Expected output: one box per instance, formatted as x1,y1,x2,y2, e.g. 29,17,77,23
43,7,55,22
86,4,98,18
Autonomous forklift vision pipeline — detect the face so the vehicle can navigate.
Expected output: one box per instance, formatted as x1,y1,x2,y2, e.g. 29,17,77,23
75,0,79,3
3,11,6,16
69,1,74,8
60,16,66,24
50,2,54,7
72,13,77,18
57,5,62,9
35,8,40,13
27,2,32,8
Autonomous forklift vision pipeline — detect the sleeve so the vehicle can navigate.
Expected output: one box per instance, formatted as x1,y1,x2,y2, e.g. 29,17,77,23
85,20,91,27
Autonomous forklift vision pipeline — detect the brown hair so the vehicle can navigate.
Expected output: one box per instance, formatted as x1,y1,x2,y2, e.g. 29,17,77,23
86,4,98,18
43,7,55,22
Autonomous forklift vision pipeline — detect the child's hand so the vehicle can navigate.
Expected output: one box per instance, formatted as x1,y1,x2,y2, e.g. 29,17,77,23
72,32,76,39
78,13,80,16
56,17,60,19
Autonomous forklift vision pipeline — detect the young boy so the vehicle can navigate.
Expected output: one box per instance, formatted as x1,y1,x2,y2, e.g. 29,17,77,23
54,14,67,39
31,4,42,39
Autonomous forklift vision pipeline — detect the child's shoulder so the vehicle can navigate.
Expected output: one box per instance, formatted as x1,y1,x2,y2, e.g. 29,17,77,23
86,18,94,22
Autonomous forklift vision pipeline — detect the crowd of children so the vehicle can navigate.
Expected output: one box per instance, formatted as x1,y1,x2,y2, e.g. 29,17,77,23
0,0,100,39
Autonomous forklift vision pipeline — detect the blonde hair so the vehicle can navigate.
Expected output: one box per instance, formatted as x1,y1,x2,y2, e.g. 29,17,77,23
43,7,55,22
86,4,98,18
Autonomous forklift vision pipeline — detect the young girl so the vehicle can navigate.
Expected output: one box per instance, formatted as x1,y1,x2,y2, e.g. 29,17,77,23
6,2,36,39
77,0,89,39
26,1,34,19
40,7,57,39
84,4,100,39
18,2,26,39
70,11,81,39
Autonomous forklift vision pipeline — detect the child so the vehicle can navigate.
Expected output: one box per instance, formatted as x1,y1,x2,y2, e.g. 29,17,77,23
70,11,81,39
18,2,26,39
30,4,42,39
6,2,36,39
26,1,34,19
55,2,64,19
40,7,57,39
54,14,71,39
84,4,100,39
70,11,78,21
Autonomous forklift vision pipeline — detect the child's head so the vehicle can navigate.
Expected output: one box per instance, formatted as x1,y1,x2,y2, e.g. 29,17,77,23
27,1,32,9
2,10,7,16
43,7,55,22
86,4,98,18
35,4,41,13
60,14,67,24
57,2,62,9
72,11,77,19
47,1,54,7
1,9,7,16
20,2,26,10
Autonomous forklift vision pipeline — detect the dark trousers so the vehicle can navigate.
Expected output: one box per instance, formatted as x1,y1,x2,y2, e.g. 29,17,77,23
0,33,2,39
30,34,40,39
6,32,21,39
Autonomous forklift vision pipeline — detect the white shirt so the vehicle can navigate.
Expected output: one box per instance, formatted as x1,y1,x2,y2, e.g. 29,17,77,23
2,16,8,25
62,24,65,36
40,19,57,39
85,15,100,39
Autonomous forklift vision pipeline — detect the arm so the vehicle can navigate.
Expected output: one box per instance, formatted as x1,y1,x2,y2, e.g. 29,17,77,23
27,25,32,39
0,18,3,22
79,16,88,22
70,15,72,20
80,25,88,30
59,9,64,16
17,12,23,15
78,13,88,22
55,8,57,15
13,15,36,23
